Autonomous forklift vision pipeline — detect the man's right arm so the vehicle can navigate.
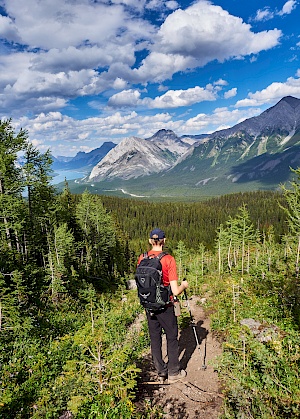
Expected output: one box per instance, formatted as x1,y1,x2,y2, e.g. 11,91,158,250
170,279,188,296
166,255,188,296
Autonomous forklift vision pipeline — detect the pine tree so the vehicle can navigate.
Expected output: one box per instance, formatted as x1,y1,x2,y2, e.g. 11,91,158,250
174,240,189,280
0,274,20,332
55,180,78,234
76,191,116,282
281,168,300,235
216,205,260,275
0,119,27,254
45,223,77,303
22,144,56,265
281,168,300,276
216,224,227,275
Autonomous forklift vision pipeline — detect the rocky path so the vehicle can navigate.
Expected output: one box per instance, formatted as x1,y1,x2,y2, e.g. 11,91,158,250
135,296,224,418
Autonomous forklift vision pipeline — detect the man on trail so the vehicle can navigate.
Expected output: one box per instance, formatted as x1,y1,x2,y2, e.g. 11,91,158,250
137,228,189,383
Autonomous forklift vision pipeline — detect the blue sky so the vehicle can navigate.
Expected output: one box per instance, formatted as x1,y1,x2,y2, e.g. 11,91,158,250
0,0,299,157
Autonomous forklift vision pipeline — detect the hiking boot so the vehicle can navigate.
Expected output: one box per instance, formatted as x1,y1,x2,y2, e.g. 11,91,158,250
168,370,187,383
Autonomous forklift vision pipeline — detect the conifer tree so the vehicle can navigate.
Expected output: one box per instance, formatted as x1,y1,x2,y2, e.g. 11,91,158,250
45,223,77,302
281,168,300,276
281,168,300,235
216,205,259,274
0,274,20,332
22,144,56,265
215,224,227,275
174,240,189,280
76,191,116,282
55,180,78,234
0,119,27,253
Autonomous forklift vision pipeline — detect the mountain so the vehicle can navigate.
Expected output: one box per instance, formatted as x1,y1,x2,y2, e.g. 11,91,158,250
54,156,73,163
150,95,300,195
210,95,300,141
52,141,116,170
146,129,198,150
89,129,194,181
67,96,300,199
175,95,300,180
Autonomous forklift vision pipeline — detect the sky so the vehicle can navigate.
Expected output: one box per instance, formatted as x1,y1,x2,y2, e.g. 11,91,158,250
0,0,299,157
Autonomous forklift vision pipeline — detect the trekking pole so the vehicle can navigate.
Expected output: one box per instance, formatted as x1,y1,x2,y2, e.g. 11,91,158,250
184,289,207,370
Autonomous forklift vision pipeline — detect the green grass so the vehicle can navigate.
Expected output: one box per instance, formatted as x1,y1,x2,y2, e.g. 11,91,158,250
55,176,281,202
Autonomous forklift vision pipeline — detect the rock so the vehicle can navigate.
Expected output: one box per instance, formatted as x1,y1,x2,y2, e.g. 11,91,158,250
240,318,282,343
59,412,73,419
240,318,261,333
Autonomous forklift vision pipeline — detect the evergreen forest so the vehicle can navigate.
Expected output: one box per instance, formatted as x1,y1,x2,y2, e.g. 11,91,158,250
0,119,300,418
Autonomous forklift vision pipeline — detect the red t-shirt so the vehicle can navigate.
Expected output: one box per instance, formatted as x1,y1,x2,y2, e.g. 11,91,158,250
137,251,178,286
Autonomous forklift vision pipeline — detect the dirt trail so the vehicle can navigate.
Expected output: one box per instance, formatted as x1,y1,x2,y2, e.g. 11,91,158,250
135,296,224,418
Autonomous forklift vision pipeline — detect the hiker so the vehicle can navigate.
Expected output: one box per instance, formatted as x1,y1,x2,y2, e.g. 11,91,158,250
136,228,188,383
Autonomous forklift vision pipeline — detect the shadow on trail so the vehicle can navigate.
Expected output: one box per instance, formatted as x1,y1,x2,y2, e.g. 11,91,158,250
179,319,208,370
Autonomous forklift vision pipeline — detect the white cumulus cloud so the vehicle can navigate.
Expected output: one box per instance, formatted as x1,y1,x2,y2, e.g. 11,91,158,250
108,89,142,107
184,106,262,133
235,71,300,107
224,88,237,99
278,0,297,16
254,8,274,22
133,0,282,83
255,0,297,21
108,82,225,109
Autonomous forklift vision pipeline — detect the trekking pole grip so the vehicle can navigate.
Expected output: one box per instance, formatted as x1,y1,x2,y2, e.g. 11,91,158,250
184,289,188,301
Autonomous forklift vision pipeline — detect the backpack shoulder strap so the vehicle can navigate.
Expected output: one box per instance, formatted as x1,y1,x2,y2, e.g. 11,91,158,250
157,251,168,261
141,251,168,260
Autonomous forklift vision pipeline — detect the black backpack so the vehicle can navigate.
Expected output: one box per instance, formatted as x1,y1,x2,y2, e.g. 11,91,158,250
135,252,171,312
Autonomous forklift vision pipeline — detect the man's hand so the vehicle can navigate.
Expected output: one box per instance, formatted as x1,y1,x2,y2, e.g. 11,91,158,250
181,280,188,290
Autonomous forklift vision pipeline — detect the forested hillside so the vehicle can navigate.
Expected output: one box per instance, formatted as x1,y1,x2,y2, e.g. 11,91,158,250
0,120,138,418
100,191,288,253
1,119,300,418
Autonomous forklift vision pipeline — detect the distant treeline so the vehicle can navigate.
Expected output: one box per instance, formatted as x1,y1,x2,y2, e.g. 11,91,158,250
100,190,288,253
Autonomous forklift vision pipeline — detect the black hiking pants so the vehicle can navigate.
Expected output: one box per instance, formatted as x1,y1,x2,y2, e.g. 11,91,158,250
146,305,180,377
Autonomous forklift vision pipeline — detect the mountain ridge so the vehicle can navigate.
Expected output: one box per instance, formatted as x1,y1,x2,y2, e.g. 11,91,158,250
87,96,300,184
52,141,117,170
60,96,300,199
208,96,300,140
89,130,194,181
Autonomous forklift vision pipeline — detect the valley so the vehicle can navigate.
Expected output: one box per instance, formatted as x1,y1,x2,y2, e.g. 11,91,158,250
53,96,300,200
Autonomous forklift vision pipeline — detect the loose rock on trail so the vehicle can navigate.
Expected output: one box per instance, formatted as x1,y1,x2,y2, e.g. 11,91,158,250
135,296,224,418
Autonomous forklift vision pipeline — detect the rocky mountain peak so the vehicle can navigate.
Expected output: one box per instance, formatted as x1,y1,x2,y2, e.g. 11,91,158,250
146,129,178,141
88,132,192,181
209,96,300,140
145,128,191,156
279,95,300,109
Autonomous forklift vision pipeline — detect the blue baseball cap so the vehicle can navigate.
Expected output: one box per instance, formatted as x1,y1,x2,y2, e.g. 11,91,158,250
149,228,165,239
